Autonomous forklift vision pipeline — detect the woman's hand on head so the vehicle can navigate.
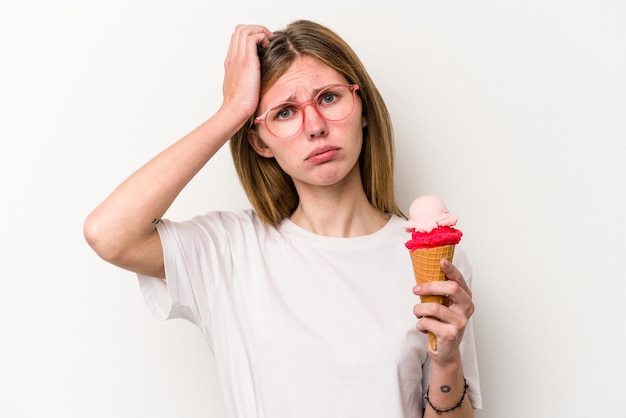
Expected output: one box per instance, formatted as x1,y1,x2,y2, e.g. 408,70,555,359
413,259,475,365
221,24,273,124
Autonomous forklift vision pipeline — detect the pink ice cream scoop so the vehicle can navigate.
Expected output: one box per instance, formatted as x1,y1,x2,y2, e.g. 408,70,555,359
403,194,459,233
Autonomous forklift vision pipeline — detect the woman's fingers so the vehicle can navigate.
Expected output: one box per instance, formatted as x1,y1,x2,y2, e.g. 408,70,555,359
412,258,475,357
440,258,472,298
414,282,473,318
413,299,470,359
227,24,272,64
413,259,473,316
221,24,273,120
413,299,469,329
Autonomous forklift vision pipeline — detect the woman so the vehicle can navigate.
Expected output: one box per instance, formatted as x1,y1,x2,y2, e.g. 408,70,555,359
84,20,481,417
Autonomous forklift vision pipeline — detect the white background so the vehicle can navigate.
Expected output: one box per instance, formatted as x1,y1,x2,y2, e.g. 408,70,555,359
2,1,625,417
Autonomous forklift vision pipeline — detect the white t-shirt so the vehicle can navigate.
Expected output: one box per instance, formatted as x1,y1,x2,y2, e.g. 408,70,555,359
138,210,482,418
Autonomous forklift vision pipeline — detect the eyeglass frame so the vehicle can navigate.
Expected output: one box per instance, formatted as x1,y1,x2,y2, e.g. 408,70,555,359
252,83,360,139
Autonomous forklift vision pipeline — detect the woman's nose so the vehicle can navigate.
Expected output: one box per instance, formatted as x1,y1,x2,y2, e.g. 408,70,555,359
302,104,328,139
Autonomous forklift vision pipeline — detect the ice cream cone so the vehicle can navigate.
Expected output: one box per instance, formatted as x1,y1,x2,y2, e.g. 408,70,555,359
409,244,456,351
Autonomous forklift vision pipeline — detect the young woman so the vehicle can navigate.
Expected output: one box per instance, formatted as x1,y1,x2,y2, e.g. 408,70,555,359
84,20,481,418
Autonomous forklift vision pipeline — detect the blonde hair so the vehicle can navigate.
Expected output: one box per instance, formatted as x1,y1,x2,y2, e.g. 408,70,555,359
230,20,403,226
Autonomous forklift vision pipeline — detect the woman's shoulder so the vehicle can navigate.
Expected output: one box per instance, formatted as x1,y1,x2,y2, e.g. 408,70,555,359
187,208,264,231
154,210,275,257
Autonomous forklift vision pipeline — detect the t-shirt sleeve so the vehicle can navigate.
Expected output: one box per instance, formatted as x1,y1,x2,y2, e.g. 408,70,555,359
137,214,233,331
421,246,483,410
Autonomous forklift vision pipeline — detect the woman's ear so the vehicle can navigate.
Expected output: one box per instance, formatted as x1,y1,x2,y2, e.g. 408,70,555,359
247,129,274,158
361,115,368,128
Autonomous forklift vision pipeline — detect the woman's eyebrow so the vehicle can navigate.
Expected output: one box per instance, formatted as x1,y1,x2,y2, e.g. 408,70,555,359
282,82,344,103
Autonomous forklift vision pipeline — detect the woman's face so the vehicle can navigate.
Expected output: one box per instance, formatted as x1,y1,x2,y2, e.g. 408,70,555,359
249,56,366,191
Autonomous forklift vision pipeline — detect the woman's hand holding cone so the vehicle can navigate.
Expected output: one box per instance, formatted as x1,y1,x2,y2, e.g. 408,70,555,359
413,258,474,364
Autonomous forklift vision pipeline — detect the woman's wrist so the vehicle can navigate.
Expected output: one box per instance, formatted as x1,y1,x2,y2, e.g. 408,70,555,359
430,352,463,378
216,101,256,133
424,376,469,415
425,354,468,414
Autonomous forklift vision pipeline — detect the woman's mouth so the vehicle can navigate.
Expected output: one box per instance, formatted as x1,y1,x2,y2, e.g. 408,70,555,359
306,146,340,164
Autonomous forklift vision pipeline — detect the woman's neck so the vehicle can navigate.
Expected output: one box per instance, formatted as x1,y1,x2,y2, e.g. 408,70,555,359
289,168,389,237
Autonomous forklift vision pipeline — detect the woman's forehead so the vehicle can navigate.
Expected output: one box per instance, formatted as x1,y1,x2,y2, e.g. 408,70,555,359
260,57,347,106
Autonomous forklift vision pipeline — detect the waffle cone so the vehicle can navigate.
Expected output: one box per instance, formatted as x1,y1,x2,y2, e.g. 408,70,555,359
409,244,456,351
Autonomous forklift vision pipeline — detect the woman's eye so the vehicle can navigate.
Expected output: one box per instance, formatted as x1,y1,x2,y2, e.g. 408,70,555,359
273,105,298,120
319,92,338,105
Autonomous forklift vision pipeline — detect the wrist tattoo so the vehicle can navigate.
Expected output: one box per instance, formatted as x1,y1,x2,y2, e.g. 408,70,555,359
424,377,469,415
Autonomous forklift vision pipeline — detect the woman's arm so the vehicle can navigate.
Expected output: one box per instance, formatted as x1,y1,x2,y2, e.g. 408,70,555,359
414,259,476,418
83,24,272,279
